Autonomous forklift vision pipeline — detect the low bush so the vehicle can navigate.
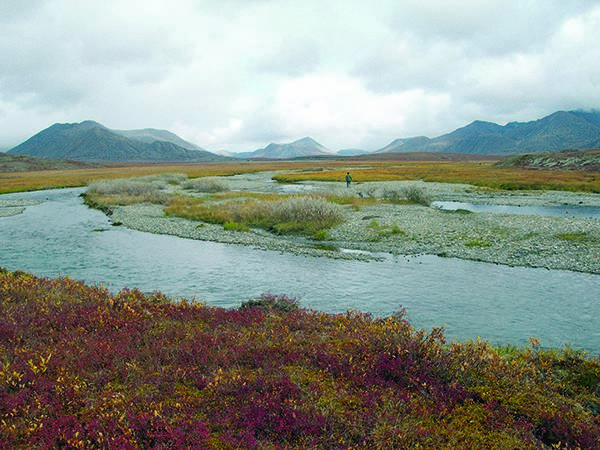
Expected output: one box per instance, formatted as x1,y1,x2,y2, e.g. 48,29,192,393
368,220,406,239
313,229,330,241
391,224,404,235
404,186,433,206
0,269,599,448
240,293,301,312
382,186,432,206
223,221,250,232
1,269,599,448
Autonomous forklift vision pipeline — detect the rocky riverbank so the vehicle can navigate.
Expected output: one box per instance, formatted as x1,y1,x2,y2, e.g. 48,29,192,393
0,199,40,217
104,172,600,274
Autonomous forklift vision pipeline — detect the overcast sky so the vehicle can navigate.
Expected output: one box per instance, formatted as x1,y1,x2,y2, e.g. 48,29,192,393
1,0,600,152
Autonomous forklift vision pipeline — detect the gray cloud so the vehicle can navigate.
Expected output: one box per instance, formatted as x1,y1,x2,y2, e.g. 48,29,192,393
2,0,600,151
256,39,321,76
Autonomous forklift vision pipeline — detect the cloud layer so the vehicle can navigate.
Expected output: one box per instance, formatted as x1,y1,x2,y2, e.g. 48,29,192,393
1,0,599,151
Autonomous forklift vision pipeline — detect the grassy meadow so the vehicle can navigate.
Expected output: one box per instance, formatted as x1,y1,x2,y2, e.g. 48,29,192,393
1,269,599,449
273,161,600,193
3,158,600,194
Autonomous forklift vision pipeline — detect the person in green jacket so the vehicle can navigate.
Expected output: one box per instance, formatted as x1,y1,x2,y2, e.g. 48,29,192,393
345,172,352,187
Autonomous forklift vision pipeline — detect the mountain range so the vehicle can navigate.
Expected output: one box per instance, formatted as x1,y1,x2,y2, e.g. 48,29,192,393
235,137,333,159
376,110,600,155
7,121,225,162
5,110,600,162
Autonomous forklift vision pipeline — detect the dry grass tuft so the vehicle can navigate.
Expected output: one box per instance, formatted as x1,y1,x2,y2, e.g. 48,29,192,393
165,194,345,237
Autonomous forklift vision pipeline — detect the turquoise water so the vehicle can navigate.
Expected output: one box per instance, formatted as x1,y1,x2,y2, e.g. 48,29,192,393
1,188,599,353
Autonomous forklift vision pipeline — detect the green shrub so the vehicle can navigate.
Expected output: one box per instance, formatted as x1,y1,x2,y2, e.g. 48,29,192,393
464,239,492,248
442,208,473,215
240,292,300,312
223,221,250,232
313,229,330,240
391,224,405,235
367,220,406,238
312,243,339,251
556,232,592,242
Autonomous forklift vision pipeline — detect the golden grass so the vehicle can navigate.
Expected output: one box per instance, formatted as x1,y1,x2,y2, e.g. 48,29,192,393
3,159,600,194
0,161,349,194
273,162,600,193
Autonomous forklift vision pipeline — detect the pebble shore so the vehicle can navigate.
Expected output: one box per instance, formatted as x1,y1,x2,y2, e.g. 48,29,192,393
0,199,40,217
105,173,600,274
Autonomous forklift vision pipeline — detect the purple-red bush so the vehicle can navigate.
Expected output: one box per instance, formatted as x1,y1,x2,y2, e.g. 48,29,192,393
0,268,599,449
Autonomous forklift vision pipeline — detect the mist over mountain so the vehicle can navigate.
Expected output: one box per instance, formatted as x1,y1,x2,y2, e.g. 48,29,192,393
336,148,369,156
376,110,600,155
236,137,333,159
112,128,205,151
8,121,225,162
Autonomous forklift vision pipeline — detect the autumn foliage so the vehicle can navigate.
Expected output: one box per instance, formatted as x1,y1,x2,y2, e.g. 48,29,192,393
1,269,598,449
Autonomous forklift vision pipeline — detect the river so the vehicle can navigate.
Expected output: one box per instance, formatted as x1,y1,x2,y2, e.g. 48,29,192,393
1,188,598,353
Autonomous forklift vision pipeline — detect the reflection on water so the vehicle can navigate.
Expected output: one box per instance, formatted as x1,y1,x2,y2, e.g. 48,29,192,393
1,188,599,353
432,200,600,219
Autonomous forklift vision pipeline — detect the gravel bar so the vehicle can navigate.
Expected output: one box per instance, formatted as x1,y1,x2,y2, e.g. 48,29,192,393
105,173,600,274
0,199,40,217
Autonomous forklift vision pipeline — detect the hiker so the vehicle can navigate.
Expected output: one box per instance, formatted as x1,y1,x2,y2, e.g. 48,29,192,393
345,172,352,187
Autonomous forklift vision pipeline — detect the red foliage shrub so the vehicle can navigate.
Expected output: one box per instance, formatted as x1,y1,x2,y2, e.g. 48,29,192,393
1,268,598,448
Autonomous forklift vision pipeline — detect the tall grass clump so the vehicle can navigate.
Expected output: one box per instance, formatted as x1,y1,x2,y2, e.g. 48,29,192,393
165,194,345,237
182,177,230,193
268,195,345,235
85,174,183,209
383,186,432,206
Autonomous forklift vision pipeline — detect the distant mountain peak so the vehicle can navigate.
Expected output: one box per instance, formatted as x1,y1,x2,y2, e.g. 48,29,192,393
236,136,332,159
80,119,104,127
293,136,320,144
8,120,224,163
377,110,600,155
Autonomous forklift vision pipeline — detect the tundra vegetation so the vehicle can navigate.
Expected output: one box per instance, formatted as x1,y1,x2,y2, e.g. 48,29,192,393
3,159,600,194
0,269,598,449
272,161,600,193
84,173,435,239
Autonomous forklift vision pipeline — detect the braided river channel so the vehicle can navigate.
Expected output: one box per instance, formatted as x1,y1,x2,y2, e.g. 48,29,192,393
1,188,599,353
